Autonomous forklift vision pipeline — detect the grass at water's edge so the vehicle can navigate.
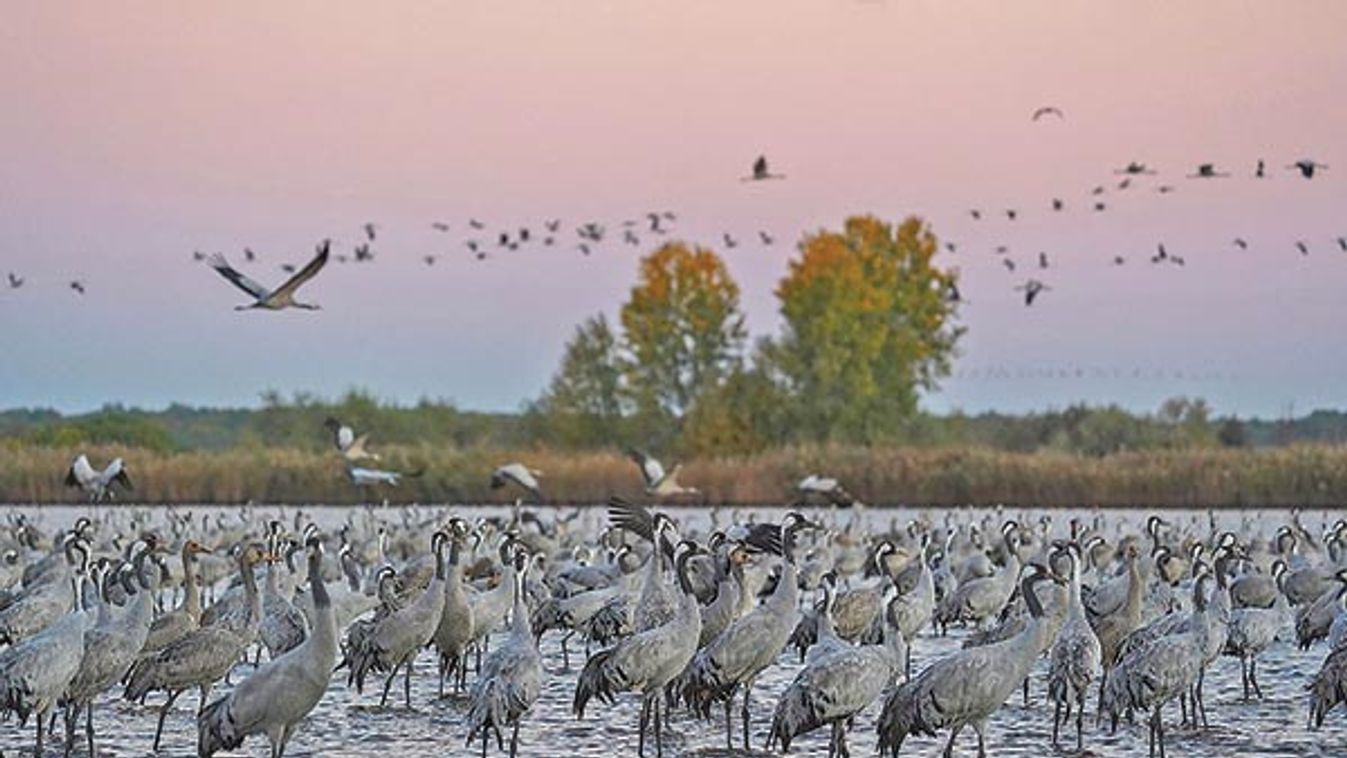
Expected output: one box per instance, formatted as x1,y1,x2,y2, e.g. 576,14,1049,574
3,443,1346,507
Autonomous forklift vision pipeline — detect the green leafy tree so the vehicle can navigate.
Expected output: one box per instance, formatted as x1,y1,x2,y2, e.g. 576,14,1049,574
532,314,628,447
770,215,963,442
620,242,747,423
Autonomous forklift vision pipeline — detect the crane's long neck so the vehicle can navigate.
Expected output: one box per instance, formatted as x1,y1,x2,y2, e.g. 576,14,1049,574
1123,556,1144,619
308,550,338,653
241,558,263,633
183,552,201,619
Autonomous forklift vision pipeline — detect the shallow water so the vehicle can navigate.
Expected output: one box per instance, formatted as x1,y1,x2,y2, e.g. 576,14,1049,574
1,505,1345,757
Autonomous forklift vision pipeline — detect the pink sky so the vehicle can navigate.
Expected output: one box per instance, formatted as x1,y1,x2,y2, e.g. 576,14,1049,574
2,2,1345,417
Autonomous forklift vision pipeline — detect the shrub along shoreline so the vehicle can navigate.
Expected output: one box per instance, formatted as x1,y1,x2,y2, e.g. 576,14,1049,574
3,443,1347,507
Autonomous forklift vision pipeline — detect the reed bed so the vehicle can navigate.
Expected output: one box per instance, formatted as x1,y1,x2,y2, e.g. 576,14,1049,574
3,442,1347,507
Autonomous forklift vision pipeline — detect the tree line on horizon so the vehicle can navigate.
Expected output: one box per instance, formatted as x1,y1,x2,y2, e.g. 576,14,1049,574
3,214,1346,459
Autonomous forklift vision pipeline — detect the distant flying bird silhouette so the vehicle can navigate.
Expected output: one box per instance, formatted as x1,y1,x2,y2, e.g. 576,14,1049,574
1188,163,1229,178
1115,162,1156,175
970,209,982,220
1038,252,1049,269
743,155,785,181
353,243,373,262
1091,186,1105,196
647,213,668,234
945,281,963,304
1153,243,1169,263
1338,237,1347,252
519,227,531,243
1052,198,1064,211
423,255,437,266
431,222,450,232
466,240,480,253
1005,209,1018,221
244,247,256,262
280,264,296,274
69,280,86,295
1295,241,1310,255
1113,255,1126,266
1255,159,1266,178
1117,178,1132,190
469,219,485,230
1031,106,1064,121
208,240,329,311
578,243,592,256
1156,185,1176,194
623,230,640,246
545,219,561,233
995,245,1009,255
759,231,775,245
1002,258,1016,272
1170,255,1186,266
723,233,739,248
1288,159,1328,179
498,232,511,247
1233,238,1249,250
945,242,957,253
1094,202,1107,212
363,222,378,241
192,251,206,262
1014,279,1050,305
7,273,23,289
544,236,555,246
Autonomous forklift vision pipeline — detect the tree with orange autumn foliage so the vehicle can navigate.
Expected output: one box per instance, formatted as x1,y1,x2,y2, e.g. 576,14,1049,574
768,215,962,442
620,242,747,425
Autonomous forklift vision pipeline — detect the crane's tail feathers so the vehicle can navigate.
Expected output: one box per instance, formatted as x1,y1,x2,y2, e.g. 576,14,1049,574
572,647,624,719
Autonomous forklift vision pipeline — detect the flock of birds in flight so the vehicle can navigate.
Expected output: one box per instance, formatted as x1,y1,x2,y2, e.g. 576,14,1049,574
1,109,1338,313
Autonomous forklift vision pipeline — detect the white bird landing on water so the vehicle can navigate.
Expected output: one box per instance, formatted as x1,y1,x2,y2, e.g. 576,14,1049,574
491,463,543,501
627,448,699,497
796,474,856,507
347,465,422,487
64,454,133,502
207,240,329,311
324,418,379,462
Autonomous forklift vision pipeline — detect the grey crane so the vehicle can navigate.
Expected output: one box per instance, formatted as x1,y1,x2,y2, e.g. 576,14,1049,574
142,540,212,653
887,534,935,678
1048,544,1102,751
199,534,338,758
1101,571,1214,758
935,521,1020,630
125,542,270,751
877,564,1060,757
574,540,704,758
0,535,85,645
434,521,476,695
626,449,700,498
207,240,329,311
769,577,904,758
1224,574,1290,700
344,530,448,708
63,544,159,757
680,512,814,750
465,547,543,758
1309,643,1347,727
0,596,92,757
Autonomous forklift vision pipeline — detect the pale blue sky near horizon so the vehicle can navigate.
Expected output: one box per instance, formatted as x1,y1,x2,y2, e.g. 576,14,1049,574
2,2,1345,420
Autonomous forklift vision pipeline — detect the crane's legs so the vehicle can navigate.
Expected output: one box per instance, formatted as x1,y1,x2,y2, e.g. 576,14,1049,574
941,725,961,758
379,662,401,707
86,702,95,758
404,654,414,709
154,690,181,751
1239,656,1250,701
723,697,733,750
638,696,650,757
653,694,664,758
1051,698,1062,747
1249,657,1263,700
36,708,45,758
560,631,571,670
509,721,520,758
740,682,753,751
1075,691,1086,750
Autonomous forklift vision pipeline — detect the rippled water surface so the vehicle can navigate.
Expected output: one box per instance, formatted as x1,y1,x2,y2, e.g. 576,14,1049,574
0,505,1344,757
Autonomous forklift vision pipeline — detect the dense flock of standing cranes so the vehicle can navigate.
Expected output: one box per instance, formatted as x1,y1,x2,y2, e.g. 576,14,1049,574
0,441,1342,756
